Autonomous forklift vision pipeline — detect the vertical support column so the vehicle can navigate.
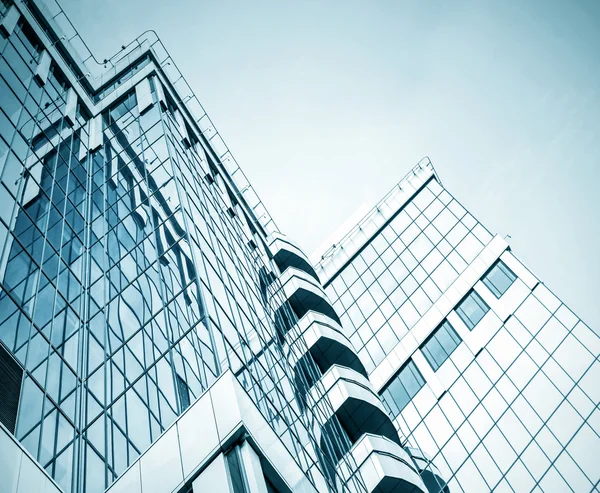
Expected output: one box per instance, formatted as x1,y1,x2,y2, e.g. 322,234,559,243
191,454,232,493
239,442,269,493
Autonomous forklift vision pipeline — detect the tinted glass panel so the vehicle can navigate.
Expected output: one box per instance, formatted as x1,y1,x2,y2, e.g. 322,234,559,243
421,320,462,371
380,360,425,418
482,260,517,298
456,290,489,330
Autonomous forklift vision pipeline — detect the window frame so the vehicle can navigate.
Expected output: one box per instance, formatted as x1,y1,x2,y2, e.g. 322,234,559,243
380,359,426,418
482,259,517,298
456,289,490,330
420,320,462,371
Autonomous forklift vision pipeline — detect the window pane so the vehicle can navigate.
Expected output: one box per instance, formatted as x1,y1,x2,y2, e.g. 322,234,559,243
482,260,517,298
380,360,425,418
456,291,490,330
422,320,462,371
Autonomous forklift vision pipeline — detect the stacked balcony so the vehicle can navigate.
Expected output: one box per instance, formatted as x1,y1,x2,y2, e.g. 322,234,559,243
269,234,431,493
338,434,427,493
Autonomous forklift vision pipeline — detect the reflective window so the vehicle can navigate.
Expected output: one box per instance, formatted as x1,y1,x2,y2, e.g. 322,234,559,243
421,320,462,371
482,260,517,298
456,290,489,330
380,360,425,418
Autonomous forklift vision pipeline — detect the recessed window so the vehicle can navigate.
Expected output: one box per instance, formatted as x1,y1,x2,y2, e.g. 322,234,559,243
482,260,517,298
421,320,462,371
380,360,425,419
456,290,489,330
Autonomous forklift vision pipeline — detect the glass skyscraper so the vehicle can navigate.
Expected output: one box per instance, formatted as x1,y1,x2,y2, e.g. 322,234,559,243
0,1,597,493
317,160,599,493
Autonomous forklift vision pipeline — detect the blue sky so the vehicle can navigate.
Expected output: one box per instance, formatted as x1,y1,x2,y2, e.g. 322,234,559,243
61,0,600,329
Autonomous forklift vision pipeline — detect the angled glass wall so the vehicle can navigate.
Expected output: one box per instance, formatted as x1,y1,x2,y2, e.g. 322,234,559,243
318,168,600,492
0,4,356,492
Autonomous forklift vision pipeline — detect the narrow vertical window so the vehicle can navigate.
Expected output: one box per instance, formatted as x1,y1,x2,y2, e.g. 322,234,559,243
226,447,249,493
176,374,190,412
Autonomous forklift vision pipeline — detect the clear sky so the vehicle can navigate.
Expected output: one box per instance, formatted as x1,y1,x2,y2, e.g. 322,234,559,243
60,0,600,330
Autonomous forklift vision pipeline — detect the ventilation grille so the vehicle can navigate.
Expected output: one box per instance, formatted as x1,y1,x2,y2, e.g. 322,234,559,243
0,343,23,433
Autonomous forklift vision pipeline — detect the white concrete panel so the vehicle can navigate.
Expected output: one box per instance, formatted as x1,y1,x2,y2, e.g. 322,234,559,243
22,160,43,207
177,389,219,478
413,350,444,398
152,76,168,111
210,373,243,444
0,427,21,493
501,251,538,289
192,454,231,493
104,462,141,493
239,443,268,493
16,454,47,493
139,426,183,493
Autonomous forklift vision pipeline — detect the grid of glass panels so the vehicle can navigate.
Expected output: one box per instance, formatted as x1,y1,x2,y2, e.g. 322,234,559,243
0,15,353,493
324,177,494,373
392,282,600,493
322,176,600,492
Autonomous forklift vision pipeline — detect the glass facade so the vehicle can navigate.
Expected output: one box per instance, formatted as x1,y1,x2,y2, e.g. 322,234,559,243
0,2,365,492
0,2,598,493
318,169,600,492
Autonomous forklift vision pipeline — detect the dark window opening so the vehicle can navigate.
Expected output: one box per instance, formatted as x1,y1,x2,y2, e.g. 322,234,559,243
0,342,23,433
176,374,190,412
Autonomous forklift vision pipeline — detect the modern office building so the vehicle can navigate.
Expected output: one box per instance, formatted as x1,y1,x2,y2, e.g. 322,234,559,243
0,1,598,493
316,161,600,493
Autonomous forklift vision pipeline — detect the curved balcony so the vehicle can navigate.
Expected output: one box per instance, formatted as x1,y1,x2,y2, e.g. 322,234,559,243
273,268,341,332
287,311,367,379
309,365,400,447
269,234,319,282
337,434,427,493
406,447,450,493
